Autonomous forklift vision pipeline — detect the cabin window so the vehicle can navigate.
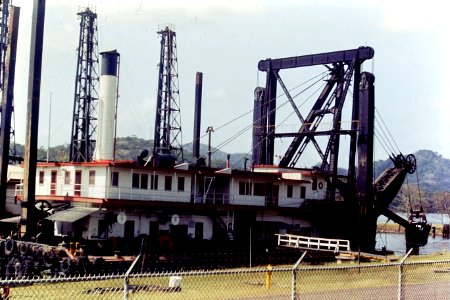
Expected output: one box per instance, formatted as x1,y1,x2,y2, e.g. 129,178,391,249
239,181,252,195
287,185,293,198
150,174,158,190
141,174,148,189
64,170,70,185
51,170,57,196
165,176,172,191
89,170,95,185
74,171,82,196
132,173,140,188
177,177,185,191
111,171,119,187
300,186,306,198
253,183,265,196
39,171,45,184
312,178,318,191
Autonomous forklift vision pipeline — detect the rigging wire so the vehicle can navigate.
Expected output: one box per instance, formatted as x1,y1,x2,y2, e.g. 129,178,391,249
224,76,326,165
405,175,412,210
415,162,423,206
374,125,396,156
230,76,328,168
214,70,328,134
374,117,397,155
375,108,401,154
186,70,329,161
374,131,393,158
217,74,327,159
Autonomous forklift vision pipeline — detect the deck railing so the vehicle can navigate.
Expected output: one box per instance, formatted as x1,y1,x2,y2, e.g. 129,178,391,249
276,233,350,252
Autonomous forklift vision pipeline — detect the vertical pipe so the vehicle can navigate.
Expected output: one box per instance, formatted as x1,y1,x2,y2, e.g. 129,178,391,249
22,0,46,238
348,53,361,252
113,55,120,161
251,87,264,166
265,70,277,165
207,126,213,168
356,72,375,252
348,55,361,183
193,72,203,161
0,6,19,215
46,92,51,162
94,50,120,161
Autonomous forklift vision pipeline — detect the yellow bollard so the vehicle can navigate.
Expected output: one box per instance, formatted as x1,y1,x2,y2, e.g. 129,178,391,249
69,242,76,255
266,264,272,289
0,285,10,299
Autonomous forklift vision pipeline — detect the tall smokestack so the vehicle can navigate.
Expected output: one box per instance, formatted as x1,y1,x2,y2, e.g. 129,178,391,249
94,50,120,161
193,72,203,161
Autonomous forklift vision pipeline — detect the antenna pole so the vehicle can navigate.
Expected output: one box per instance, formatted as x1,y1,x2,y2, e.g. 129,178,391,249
47,92,51,162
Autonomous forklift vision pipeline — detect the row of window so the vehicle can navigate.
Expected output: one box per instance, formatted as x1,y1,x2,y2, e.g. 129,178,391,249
128,173,185,192
39,170,96,186
239,181,308,198
39,170,185,192
287,185,306,199
39,169,317,198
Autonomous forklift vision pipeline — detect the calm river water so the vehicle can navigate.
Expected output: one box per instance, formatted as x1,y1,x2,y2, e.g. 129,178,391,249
376,213,450,255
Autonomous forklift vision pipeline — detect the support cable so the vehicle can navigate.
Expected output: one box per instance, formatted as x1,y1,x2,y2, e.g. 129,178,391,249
375,108,401,154
374,117,397,155
374,127,396,156
187,70,328,160
230,79,327,168
415,163,423,206
374,132,393,158
215,75,326,159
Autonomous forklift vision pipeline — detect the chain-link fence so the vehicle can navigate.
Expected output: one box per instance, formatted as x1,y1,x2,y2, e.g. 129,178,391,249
2,253,450,299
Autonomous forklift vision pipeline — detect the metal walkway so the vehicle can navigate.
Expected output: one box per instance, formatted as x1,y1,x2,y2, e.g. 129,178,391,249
276,233,350,252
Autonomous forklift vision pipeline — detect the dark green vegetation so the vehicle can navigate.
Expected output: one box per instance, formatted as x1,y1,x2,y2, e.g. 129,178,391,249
12,139,450,213
375,150,450,214
14,136,249,169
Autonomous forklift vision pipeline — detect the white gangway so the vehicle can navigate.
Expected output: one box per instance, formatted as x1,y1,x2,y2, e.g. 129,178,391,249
276,233,350,253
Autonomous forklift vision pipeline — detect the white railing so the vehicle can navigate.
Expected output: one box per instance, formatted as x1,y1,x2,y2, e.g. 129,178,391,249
15,183,23,196
276,233,350,252
15,181,329,209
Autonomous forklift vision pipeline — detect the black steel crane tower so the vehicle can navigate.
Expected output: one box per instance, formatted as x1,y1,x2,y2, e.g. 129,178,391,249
0,0,9,92
153,25,183,164
0,1,20,216
69,7,99,162
253,47,377,251
0,0,18,161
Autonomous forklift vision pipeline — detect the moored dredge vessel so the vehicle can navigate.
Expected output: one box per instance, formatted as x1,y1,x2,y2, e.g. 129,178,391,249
0,6,430,278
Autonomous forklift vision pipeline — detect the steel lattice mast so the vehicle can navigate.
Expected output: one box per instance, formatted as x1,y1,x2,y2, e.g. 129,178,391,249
0,0,9,92
0,1,20,216
153,25,183,162
0,0,17,160
69,7,99,162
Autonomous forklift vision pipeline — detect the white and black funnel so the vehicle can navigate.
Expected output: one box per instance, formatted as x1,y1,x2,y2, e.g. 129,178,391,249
94,50,120,161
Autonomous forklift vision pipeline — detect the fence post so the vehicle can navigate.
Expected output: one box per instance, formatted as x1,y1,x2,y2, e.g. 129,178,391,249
397,248,413,300
291,251,307,300
124,253,141,300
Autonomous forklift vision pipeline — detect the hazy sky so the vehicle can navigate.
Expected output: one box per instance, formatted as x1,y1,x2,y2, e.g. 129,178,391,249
10,0,449,166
